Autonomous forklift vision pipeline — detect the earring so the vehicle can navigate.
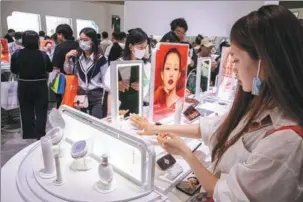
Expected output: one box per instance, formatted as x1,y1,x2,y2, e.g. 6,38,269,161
252,60,262,96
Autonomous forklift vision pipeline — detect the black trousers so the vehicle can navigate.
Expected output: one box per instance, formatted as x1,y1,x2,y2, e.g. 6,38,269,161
18,80,48,139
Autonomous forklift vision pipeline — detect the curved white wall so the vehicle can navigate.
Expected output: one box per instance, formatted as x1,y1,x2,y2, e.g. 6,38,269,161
124,1,267,37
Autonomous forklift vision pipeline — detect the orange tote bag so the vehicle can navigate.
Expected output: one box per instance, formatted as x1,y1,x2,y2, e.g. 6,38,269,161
61,75,79,107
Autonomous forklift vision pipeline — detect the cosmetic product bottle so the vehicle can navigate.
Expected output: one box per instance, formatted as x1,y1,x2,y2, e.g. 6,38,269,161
96,154,116,193
39,136,55,179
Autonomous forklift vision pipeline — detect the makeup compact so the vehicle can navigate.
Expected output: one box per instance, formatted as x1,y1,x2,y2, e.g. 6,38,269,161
71,140,88,159
183,105,201,122
70,140,92,171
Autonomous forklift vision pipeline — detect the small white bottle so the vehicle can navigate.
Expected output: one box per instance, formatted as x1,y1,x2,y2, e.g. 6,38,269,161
96,154,116,193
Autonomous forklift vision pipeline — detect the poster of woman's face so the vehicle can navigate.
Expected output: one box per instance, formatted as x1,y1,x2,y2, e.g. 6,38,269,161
40,40,55,56
217,47,238,102
219,47,234,79
1,39,9,63
152,43,188,122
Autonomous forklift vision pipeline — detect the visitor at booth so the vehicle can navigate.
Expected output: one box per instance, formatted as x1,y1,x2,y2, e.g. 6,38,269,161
8,31,23,54
104,31,126,60
10,30,53,140
39,31,46,41
106,28,150,117
4,29,15,43
131,5,303,202
64,27,109,119
52,24,79,108
100,31,112,53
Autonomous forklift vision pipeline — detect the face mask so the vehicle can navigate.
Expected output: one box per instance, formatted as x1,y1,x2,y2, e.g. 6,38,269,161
133,47,145,59
79,41,91,51
252,60,262,96
17,39,22,44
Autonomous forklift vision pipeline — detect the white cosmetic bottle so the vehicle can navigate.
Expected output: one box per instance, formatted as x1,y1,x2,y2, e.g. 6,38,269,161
95,154,116,193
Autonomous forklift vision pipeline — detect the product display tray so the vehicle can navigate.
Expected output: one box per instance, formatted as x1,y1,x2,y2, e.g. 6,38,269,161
16,141,167,202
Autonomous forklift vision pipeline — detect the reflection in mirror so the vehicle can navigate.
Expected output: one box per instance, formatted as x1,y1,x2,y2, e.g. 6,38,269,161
110,61,143,123
118,65,141,117
200,57,212,92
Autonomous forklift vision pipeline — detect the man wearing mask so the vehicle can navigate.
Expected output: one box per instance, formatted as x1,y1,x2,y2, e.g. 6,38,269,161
52,24,79,108
4,29,15,43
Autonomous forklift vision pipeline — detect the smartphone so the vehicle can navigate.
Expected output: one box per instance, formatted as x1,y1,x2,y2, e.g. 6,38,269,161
176,172,201,196
183,106,201,122
156,154,176,171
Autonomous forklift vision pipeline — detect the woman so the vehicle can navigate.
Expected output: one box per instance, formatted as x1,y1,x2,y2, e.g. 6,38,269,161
107,28,150,117
10,30,52,140
64,27,109,119
131,5,303,202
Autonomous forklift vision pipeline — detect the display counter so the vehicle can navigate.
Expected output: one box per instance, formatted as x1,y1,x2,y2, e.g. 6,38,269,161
1,99,231,202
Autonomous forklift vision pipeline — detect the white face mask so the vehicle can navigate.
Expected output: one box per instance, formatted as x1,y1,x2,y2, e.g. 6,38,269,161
79,41,91,51
133,47,145,59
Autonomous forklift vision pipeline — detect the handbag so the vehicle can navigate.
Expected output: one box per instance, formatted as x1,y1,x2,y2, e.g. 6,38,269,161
1,74,19,110
73,95,88,108
61,74,79,107
50,73,66,94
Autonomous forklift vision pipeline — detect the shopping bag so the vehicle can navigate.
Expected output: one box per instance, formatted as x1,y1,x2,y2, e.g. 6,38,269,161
50,74,66,94
61,75,79,107
1,80,19,110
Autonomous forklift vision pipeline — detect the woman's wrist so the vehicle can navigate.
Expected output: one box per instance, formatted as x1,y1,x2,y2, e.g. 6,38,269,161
182,146,195,162
151,125,161,136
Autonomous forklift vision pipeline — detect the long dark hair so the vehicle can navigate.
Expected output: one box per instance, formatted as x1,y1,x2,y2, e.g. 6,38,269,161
212,5,303,169
78,27,101,62
22,30,39,50
123,28,148,61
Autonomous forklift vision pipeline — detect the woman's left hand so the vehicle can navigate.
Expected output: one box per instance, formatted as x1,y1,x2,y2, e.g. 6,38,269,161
157,133,191,156
131,82,140,91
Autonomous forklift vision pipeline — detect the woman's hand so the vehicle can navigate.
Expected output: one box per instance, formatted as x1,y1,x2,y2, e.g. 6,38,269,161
130,114,156,136
130,82,139,91
119,81,129,92
66,50,78,59
157,133,191,156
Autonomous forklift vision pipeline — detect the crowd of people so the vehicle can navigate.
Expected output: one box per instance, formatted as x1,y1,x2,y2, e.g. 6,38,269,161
3,4,303,201
6,17,222,140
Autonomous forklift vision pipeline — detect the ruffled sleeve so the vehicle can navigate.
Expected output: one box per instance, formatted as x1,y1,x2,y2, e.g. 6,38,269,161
213,129,303,202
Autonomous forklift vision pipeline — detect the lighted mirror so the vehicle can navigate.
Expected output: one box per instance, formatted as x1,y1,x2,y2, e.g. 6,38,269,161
110,61,144,123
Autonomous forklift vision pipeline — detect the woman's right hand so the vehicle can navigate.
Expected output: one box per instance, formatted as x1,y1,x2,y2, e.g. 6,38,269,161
130,114,157,136
66,50,78,59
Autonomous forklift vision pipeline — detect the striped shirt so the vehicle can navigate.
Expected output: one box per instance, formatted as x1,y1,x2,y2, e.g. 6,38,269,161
64,53,110,91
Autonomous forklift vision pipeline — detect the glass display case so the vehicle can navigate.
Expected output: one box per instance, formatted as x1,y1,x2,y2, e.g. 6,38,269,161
15,105,167,202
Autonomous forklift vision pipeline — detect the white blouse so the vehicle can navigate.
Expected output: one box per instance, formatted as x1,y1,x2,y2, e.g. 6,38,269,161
200,108,303,202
